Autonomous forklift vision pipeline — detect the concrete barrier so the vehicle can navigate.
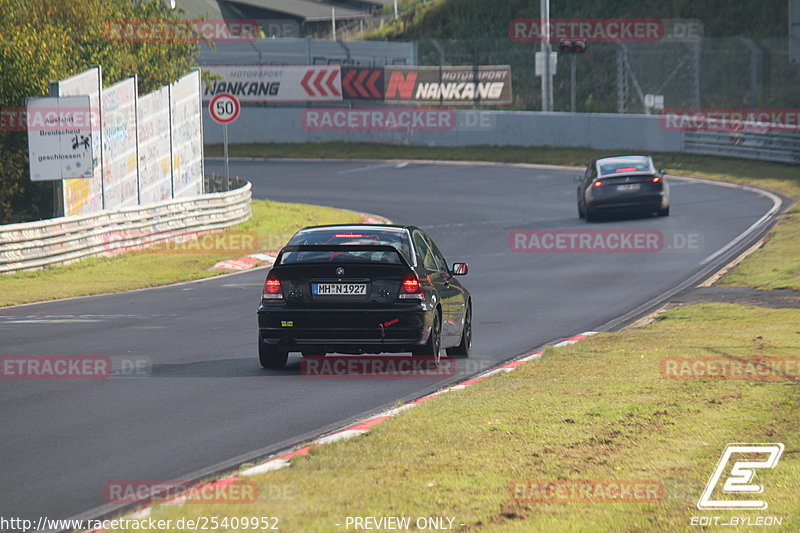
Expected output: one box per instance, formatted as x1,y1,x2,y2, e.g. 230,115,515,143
202,107,685,152
0,182,251,274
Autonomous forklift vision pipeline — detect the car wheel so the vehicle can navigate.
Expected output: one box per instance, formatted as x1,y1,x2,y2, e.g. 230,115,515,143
446,305,472,358
259,335,288,369
413,311,441,366
578,201,586,219
657,206,670,217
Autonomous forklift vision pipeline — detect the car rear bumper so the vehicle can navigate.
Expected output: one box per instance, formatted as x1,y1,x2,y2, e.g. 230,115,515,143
257,303,433,352
589,192,667,212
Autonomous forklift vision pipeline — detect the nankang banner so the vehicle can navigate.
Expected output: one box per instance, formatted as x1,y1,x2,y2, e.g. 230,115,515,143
383,66,512,105
202,65,342,102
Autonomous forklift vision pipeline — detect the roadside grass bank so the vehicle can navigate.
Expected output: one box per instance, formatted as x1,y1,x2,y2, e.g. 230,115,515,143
120,303,800,532
0,199,360,307
207,142,800,291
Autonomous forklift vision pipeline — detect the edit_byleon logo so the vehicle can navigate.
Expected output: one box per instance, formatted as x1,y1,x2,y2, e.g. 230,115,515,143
697,443,784,511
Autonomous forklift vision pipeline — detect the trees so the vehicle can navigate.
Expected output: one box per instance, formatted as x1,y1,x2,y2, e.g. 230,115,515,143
0,0,198,223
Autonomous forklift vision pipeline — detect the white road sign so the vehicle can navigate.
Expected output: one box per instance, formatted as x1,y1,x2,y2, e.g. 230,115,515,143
27,96,94,181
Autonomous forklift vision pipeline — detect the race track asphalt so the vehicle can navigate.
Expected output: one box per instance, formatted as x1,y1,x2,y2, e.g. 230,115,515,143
0,160,778,525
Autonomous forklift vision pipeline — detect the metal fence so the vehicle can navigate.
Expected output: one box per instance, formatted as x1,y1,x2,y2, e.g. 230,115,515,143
0,181,251,274
197,36,800,113
413,37,800,113
684,130,800,164
198,38,417,67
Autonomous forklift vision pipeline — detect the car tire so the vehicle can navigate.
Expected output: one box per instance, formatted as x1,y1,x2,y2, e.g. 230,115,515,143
585,207,597,222
578,201,586,219
413,311,441,366
259,335,288,369
446,305,471,358
657,206,670,217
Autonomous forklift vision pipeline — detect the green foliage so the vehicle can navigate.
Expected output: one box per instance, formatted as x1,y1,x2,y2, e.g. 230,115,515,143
369,0,788,40
0,0,199,224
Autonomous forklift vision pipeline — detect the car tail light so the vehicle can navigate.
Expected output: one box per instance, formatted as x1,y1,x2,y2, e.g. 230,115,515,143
594,181,603,187
262,271,283,300
398,273,424,300
651,176,662,183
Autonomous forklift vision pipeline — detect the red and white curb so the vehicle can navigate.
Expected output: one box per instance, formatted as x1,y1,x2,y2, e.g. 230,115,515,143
88,331,596,529
240,332,597,472
210,213,391,271
211,253,276,271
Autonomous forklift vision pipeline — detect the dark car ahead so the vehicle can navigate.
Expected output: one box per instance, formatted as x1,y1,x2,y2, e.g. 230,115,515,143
257,224,472,369
577,155,670,221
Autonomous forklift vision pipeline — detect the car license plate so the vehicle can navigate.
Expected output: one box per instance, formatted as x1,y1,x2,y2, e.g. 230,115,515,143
312,283,367,295
617,184,640,191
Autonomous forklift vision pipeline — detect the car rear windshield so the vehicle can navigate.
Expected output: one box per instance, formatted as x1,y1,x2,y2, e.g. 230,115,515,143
280,229,412,265
598,158,653,176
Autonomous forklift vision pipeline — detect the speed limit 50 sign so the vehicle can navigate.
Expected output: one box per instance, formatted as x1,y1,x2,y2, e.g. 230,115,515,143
209,93,240,124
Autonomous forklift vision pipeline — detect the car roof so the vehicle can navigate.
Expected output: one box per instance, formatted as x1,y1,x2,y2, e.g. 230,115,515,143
296,224,419,234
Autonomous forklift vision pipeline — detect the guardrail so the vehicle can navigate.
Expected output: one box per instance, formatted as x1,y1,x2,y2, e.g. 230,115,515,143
683,130,800,164
0,181,251,274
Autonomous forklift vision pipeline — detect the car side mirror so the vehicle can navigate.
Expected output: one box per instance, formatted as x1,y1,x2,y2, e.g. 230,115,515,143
451,263,468,276
659,169,665,176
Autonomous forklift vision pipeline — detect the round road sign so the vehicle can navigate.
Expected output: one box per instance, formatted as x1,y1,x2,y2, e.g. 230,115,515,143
209,93,240,124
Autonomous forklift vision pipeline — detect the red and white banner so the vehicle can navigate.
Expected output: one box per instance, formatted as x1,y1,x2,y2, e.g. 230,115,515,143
341,68,385,100
202,65,342,103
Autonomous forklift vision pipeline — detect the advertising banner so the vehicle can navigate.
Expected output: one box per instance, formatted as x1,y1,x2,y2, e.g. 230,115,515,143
102,77,139,210
137,87,172,204
171,71,204,198
53,67,103,216
383,66,512,105
202,65,342,102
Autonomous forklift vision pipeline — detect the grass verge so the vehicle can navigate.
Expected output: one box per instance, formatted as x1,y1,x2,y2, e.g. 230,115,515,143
117,303,800,532
0,199,361,307
207,142,800,290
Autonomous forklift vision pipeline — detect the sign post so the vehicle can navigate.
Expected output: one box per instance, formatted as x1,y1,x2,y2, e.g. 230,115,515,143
208,92,240,191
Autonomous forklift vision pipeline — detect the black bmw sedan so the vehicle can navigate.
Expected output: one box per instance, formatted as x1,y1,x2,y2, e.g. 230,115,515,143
257,225,472,369
577,155,670,221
